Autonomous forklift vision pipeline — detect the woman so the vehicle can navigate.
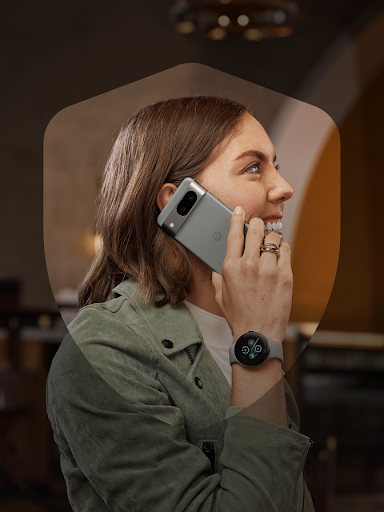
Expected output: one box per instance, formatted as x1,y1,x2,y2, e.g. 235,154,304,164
47,96,315,511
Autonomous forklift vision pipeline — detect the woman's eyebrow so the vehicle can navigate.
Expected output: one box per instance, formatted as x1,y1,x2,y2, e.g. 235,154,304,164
235,150,277,162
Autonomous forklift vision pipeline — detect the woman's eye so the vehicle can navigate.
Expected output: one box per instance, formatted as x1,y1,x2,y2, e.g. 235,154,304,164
246,162,261,173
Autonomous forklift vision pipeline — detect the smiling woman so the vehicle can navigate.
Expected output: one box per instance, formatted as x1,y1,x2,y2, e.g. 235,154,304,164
46,96,315,512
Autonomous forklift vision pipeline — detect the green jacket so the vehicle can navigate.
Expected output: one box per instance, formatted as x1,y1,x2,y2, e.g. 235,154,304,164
46,279,315,512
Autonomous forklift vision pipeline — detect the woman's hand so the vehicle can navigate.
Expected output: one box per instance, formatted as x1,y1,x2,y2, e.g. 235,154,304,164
211,206,293,344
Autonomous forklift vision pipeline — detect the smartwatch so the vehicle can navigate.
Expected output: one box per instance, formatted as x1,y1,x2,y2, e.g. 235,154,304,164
229,331,283,367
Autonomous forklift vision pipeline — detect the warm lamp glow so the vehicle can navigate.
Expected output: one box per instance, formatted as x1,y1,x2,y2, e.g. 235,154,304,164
299,322,319,338
208,27,227,40
81,232,103,259
273,25,294,37
218,15,230,27
38,314,52,329
94,233,103,254
244,27,265,40
237,15,249,26
175,21,196,34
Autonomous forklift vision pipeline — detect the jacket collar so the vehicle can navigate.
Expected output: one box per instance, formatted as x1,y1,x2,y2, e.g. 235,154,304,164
112,279,205,354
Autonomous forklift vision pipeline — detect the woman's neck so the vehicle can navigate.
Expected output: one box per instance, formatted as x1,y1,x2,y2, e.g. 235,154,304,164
185,253,225,317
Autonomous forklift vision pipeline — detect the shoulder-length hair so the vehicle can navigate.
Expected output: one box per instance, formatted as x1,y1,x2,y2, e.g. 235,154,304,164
78,96,253,308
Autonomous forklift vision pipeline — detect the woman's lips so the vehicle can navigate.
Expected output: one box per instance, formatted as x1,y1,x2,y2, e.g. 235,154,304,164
262,213,283,222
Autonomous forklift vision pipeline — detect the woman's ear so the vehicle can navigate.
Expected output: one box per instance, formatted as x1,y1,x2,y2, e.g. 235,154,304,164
156,183,177,212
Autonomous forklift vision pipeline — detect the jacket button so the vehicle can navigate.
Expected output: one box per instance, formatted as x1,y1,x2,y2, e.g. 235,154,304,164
195,377,203,389
161,339,174,349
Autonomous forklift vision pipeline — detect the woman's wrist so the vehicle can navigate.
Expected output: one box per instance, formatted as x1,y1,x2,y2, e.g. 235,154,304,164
231,358,284,411
231,357,282,381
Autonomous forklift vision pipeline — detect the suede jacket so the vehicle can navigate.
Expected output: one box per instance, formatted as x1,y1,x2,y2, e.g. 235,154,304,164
46,279,315,512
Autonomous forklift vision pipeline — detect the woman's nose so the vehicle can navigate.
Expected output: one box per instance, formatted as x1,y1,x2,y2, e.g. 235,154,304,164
267,172,293,203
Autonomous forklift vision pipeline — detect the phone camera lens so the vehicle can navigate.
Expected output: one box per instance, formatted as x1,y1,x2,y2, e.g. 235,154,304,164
177,190,197,216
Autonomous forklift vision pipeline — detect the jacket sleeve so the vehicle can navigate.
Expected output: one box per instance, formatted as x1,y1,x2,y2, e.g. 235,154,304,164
47,324,313,512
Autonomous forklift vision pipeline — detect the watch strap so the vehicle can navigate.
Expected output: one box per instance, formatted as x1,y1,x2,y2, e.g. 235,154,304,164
229,343,237,365
267,337,284,362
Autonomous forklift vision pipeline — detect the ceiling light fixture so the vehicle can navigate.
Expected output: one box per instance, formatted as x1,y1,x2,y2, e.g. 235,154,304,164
170,0,301,41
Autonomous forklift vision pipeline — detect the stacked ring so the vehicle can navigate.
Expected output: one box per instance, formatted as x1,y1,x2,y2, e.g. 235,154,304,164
260,243,280,255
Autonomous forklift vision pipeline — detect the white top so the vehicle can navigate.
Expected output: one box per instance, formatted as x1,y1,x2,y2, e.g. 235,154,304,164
184,300,233,386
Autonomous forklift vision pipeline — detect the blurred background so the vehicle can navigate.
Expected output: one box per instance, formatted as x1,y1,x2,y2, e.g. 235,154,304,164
1,1,384,511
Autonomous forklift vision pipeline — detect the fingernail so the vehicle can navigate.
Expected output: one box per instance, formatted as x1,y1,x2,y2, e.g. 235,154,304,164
234,206,243,215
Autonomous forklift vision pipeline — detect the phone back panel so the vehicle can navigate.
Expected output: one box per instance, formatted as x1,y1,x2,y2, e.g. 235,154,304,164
176,192,248,275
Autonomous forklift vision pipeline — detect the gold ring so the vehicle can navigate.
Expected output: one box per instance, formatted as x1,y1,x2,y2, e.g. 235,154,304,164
260,243,280,255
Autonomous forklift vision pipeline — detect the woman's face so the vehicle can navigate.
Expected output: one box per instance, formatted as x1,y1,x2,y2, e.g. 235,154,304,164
196,113,293,238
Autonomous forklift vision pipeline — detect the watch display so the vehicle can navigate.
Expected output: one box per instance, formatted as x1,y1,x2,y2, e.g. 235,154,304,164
234,331,270,366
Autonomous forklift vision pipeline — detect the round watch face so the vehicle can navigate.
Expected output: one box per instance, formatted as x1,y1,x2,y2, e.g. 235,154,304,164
234,332,270,366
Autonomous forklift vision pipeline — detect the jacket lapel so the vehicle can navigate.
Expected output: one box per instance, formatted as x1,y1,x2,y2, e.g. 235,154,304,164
113,280,231,418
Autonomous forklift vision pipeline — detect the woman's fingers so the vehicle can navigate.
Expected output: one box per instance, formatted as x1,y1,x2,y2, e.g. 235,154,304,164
215,208,293,342
263,231,281,248
277,242,292,268
225,206,247,260
242,217,265,258
260,231,281,264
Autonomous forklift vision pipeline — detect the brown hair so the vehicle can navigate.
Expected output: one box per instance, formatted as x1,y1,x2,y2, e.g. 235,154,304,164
78,96,252,308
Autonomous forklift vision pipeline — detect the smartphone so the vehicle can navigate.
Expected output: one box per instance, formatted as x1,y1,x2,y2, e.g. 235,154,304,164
157,177,249,275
